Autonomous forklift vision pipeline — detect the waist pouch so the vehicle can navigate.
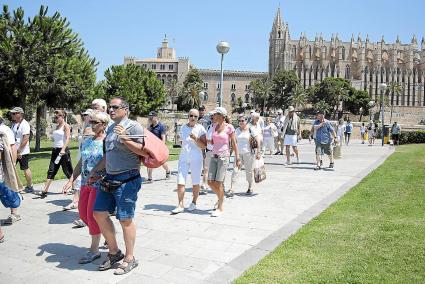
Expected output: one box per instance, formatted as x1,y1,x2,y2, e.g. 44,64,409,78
100,174,140,193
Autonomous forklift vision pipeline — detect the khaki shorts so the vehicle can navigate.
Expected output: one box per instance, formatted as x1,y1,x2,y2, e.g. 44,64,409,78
208,155,229,182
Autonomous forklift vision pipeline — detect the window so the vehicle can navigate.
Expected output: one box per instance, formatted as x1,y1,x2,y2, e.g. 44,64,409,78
231,93,236,103
245,84,250,91
345,64,350,79
203,82,209,89
245,93,250,103
168,64,174,70
142,64,147,69
151,64,156,70
203,92,208,101
342,47,346,60
231,83,236,90
217,83,221,90
160,64,165,70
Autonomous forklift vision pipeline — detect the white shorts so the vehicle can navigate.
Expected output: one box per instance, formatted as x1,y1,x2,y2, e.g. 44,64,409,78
178,156,203,186
284,134,298,146
263,137,275,151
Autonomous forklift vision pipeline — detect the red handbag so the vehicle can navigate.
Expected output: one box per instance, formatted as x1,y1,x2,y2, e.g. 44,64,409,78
141,129,170,168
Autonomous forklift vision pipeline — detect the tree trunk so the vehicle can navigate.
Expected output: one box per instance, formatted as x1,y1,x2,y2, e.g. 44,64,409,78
389,104,394,124
35,105,43,152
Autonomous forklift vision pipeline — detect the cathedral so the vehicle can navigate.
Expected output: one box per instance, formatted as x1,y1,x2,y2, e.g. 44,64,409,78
269,8,425,108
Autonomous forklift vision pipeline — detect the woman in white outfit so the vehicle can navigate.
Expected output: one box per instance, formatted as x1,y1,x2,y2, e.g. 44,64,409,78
228,115,261,196
263,117,277,155
37,109,73,198
336,119,345,146
171,109,207,214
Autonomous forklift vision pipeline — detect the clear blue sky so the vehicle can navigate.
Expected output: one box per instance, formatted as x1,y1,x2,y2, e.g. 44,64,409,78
3,0,425,80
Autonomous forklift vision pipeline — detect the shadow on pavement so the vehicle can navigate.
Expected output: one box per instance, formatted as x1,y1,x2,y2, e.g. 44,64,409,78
143,204,175,212
36,243,99,271
48,210,78,224
47,199,72,208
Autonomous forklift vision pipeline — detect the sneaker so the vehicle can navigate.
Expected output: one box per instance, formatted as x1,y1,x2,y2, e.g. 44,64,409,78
24,186,34,193
274,151,281,155
329,163,334,169
73,219,86,228
225,190,234,198
34,190,48,198
314,165,321,171
187,202,197,212
199,186,208,195
246,189,253,195
79,251,101,264
211,210,222,217
171,205,184,214
4,214,21,225
63,202,78,211
145,178,153,184
165,172,171,179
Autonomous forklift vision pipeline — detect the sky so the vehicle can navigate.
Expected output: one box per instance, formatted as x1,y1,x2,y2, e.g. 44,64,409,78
3,0,425,80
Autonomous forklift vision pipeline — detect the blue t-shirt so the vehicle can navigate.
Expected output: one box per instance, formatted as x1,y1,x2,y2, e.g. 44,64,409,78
345,123,353,133
148,122,166,140
314,120,335,144
80,137,104,186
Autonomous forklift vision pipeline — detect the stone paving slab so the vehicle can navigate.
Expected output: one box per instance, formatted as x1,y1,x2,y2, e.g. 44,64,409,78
0,141,393,283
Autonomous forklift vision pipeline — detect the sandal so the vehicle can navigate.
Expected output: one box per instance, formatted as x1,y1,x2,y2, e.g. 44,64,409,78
113,257,139,275
99,250,124,271
0,235,4,243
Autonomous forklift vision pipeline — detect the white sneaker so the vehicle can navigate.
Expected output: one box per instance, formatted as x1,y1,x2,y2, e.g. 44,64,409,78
171,205,184,214
187,202,197,212
211,210,222,217
296,158,300,164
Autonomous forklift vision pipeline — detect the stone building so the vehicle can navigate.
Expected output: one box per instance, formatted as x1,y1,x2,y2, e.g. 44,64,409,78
269,7,425,107
124,37,267,110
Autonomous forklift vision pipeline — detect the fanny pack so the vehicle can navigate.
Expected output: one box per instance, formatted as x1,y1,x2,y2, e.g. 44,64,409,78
100,174,140,193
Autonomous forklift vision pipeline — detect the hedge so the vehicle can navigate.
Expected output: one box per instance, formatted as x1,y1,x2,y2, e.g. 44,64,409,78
399,130,425,144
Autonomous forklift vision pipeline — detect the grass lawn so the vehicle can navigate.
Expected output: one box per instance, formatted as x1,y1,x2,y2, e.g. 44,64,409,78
18,139,180,185
235,144,425,283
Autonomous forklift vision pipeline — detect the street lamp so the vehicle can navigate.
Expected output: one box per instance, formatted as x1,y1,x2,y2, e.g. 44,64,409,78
216,41,230,107
379,83,387,146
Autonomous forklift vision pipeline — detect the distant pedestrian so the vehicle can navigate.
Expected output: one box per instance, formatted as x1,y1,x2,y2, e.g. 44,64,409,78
146,111,170,183
62,111,109,264
313,111,337,170
263,117,277,155
336,119,345,146
360,123,366,144
171,109,207,214
368,122,376,146
282,106,301,164
10,107,34,193
274,109,285,155
391,122,401,145
36,110,73,198
208,107,240,217
344,119,353,145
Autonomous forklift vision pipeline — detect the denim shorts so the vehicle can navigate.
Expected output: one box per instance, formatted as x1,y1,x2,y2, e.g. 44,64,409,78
93,169,142,220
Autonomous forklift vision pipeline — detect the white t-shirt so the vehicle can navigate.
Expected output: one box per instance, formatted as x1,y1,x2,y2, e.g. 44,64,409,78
205,124,214,151
0,124,16,146
12,119,31,155
180,124,206,158
235,128,251,154
275,115,286,133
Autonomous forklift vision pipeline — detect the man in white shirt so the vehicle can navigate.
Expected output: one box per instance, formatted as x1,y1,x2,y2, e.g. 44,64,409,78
10,107,33,193
274,109,285,155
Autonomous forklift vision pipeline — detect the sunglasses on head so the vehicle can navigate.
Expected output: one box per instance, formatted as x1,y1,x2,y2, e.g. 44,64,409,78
189,114,198,118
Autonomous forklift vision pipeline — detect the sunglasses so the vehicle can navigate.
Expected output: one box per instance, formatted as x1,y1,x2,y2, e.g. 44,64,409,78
238,120,246,122
189,115,198,118
109,105,123,110
90,120,102,125
55,115,63,118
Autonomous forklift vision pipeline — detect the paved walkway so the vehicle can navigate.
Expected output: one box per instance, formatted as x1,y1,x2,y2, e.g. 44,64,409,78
0,141,393,283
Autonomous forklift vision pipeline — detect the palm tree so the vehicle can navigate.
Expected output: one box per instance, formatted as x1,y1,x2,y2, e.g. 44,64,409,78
182,82,202,109
388,82,402,123
289,85,308,110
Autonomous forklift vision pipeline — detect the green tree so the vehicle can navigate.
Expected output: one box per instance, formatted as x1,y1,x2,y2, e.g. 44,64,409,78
103,64,166,116
270,70,300,110
250,77,272,114
345,89,370,120
0,5,97,151
177,68,203,111
289,85,308,110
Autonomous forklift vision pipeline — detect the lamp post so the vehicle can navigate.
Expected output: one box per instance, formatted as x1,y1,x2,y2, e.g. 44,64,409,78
379,83,387,146
216,41,230,107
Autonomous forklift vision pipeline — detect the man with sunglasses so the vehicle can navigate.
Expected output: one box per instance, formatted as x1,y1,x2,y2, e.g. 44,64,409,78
89,97,147,275
10,107,34,193
146,111,170,183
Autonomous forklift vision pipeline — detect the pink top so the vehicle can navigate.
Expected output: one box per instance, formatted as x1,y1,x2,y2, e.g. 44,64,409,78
212,123,235,156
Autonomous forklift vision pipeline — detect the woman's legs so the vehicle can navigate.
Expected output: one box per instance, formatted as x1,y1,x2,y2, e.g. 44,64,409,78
177,184,185,207
208,180,224,211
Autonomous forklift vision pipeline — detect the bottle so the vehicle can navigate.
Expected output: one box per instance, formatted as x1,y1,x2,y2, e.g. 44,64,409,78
54,154,62,165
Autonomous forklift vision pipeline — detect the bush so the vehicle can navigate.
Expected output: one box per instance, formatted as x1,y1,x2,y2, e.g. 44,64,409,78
399,131,425,144
301,129,311,139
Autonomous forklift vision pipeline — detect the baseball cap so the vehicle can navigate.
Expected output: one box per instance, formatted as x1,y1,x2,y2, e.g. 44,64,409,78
287,106,295,112
9,107,24,114
81,109,93,116
198,105,206,111
148,111,158,117
277,109,283,114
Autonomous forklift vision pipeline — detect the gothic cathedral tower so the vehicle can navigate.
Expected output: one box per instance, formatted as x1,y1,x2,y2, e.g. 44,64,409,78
269,7,290,77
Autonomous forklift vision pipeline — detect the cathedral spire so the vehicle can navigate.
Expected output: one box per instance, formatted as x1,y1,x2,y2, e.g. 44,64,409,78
272,6,283,29
411,34,417,45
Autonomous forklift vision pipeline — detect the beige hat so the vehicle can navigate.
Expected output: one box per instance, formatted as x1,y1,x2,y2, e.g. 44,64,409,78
213,107,227,116
9,107,24,114
287,106,295,112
